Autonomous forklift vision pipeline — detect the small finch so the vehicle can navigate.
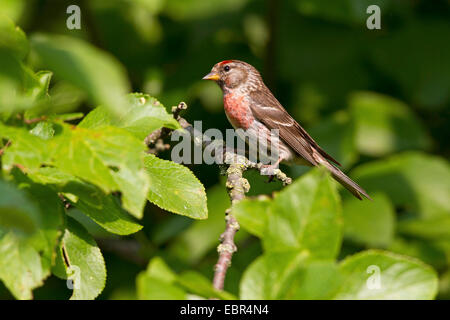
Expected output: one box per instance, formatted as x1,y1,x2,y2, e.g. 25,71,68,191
203,60,371,200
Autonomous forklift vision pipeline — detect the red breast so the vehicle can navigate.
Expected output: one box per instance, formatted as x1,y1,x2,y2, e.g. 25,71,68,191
223,92,255,130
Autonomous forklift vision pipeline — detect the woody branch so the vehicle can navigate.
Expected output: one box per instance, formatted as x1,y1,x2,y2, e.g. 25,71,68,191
146,102,292,292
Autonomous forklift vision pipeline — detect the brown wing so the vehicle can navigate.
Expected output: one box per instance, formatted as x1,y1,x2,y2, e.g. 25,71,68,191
249,89,341,166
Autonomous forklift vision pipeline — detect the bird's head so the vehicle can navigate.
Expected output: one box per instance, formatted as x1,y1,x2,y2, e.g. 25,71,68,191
202,60,262,92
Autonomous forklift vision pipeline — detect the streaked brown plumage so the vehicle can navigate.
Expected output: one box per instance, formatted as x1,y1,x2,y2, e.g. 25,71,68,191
203,60,371,200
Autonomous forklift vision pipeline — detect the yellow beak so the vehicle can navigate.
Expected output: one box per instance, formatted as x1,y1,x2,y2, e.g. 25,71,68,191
202,72,220,81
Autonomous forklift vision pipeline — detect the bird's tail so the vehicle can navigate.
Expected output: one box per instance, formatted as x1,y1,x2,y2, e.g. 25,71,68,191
322,162,372,200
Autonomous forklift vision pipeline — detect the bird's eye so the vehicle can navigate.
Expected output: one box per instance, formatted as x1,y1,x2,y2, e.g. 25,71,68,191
224,65,230,72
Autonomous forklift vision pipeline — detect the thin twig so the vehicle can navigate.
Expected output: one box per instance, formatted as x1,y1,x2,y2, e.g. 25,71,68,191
24,116,47,124
145,102,187,153
0,140,11,156
15,113,48,124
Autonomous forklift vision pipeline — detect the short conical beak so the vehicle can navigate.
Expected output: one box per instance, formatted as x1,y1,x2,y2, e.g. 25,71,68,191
202,72,220,81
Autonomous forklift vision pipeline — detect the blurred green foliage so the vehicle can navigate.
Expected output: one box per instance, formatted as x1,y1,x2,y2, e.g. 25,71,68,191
0,0,449,300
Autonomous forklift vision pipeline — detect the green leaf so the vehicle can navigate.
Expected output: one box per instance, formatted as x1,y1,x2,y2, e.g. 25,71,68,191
234,168,342,258
28,167,143,235
144,256,177,283
281,261,342,299
30,33,131,117
398,215,450,240
29,121,55,140
0,51,41,113
335,250,438,299
0,123,51,172
0,0,27,22
0,231,45,299
0,14,28,60
164,0,249,20
351,152,450,219
24,70,52,102
136,257,186,300
169,184,230,264
77,106,112,129
136,275,186,300
80,93,180,140
46,82,86,115
0,172,64,299
343,193,395,247
0,16,41,114
11,169,65,272
240,251,308,299
144,154,207,219
58,218,106,300
241,250,438,300
3,122,150,220
177,271,236,300
65,208,114,238
119,93,180,139
22,71,54,118
48,112,84,122
53,124,150,219
232,197,271,238
67,183,144,235
266,168,342,258
349,91,431,157
0,179,41,235
136,257,235,300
